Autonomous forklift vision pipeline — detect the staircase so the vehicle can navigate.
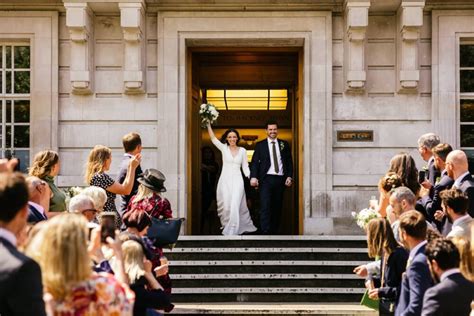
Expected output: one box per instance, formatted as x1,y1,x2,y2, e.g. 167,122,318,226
164,236,370,304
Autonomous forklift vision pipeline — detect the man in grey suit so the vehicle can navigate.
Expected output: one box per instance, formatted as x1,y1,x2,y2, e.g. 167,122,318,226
0,172,46,315
422,238,474,316
440,188,473,240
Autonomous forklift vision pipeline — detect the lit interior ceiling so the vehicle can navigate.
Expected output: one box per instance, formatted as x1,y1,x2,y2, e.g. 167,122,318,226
205,89,288,110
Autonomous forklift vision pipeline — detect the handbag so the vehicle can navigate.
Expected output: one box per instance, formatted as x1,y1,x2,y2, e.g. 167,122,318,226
147,217,184,249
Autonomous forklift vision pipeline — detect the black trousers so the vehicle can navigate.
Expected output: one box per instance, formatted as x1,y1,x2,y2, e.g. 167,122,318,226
259,175,285,234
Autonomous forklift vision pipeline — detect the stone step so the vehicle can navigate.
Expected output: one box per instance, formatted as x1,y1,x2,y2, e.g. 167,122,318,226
171,273,361,280
171,265,361,274
170,303,377,315
171,293,365,303
166,252,369,261
172,278,364,288
171,260,369,266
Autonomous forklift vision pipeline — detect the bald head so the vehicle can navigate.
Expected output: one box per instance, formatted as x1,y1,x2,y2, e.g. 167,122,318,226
25,176,50,205
446,150,469,180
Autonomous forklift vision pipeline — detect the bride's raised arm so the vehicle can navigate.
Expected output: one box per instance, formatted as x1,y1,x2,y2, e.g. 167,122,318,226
207,122,225,152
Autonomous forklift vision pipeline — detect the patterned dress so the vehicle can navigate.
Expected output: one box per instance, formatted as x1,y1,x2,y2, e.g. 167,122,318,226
51,273,134,315
90,173,121,228
126,193,173,294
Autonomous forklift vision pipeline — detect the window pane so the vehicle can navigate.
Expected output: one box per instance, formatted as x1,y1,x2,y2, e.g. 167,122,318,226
461,70,474,92
6,46,11,69
14,71,30,94
5,71,11,93
14,149,29,173
461,125,474,147
14,46,30,69
465,150,474,174
13,125,29,148
6,125,11,148
14,100,29,123
461,45,474,68
6,100,11,123
461,99,474,122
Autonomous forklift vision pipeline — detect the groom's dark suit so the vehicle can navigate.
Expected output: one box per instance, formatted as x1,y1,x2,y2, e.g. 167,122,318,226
250,138,293,234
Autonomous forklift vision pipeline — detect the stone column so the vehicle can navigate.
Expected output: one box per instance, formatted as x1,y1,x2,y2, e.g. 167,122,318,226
344,0,370,92
64,2,93,94
397,1,424,92
119,1,146,94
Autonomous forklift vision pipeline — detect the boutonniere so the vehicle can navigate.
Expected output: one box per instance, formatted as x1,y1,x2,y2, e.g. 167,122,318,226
435,176,441,185
279,141,285,151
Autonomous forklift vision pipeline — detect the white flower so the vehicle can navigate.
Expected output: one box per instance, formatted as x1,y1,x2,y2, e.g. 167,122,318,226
200,104,206,109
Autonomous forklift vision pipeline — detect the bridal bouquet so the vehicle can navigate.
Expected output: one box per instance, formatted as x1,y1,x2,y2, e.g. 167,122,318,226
199,103,219,128
351,208,379,229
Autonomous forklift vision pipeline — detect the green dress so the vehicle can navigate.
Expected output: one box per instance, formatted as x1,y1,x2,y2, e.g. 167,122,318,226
44,175,67,212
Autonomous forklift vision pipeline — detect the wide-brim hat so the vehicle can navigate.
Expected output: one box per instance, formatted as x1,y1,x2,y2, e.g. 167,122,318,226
137,169,167,192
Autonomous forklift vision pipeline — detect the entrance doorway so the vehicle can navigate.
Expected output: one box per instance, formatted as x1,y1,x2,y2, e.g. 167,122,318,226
187,49,302,235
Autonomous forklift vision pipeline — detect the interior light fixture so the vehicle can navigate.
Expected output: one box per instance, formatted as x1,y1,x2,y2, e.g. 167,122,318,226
205,89,288,110
242,135,258,146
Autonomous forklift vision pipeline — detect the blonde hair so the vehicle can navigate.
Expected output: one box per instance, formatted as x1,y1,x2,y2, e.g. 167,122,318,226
29,150,59,179
85,145,112,184
366,218,399,259
33,213,91,300
131,184,155,204
451,223,474,282
122,240,146,283
81,186,107,211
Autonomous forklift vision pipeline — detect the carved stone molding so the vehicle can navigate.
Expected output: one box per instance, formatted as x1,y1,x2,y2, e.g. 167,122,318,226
64,2,93,94
119,2,146,94
397,1,425,92
344,0,370,92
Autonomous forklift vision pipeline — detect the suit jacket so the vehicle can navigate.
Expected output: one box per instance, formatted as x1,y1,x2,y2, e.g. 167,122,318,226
457,173,474,217
426,158,441,187
27,203,47,224
395,244,433,316
420,173,454,223
117,154,143,217
378,246,409,302
447,215,473,240
250,139,293,181
421,272,474,316
0,237,46,315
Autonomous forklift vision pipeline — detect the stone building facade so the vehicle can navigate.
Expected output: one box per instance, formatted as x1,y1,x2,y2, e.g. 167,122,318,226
1,0,473,234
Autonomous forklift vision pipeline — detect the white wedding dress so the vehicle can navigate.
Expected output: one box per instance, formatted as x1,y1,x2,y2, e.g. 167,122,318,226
211,137,257,235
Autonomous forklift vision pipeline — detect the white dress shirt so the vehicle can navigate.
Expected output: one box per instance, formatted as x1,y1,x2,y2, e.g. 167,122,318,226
409,240,428,260
266,137,283,176
28,201,47,219
0,227,17,247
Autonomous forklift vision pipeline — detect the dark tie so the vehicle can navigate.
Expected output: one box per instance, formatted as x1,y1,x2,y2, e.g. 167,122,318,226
272,141,279,173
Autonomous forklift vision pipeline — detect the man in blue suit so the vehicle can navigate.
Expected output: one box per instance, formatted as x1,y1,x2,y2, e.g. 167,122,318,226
417,133,441,186
395,211,433,316
422,238,474,315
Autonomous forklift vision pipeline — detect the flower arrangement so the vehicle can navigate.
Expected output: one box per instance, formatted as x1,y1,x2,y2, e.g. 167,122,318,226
199,103,219,128
352,208,379,229
63,186,84,210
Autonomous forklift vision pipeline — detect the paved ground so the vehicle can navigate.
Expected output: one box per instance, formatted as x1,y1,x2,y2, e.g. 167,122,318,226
170,303,377,315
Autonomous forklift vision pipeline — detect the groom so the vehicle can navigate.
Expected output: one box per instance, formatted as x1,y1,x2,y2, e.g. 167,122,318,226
250,120,293,234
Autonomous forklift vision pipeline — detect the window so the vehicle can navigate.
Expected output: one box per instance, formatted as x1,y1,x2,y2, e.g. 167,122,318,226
0,44,30,172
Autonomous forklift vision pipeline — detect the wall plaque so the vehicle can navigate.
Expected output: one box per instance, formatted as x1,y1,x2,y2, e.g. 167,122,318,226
337,130,373,142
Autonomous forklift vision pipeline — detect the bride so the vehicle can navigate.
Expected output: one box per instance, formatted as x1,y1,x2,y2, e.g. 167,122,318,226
206,123,257,235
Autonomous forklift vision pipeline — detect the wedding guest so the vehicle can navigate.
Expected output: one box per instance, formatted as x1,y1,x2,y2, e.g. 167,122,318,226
389,186,417,241
0,172,46,315
422,238,474,316
419,143,454,229
445,150,474,217
366,218,408,315
417,133,441,186
122,208,172,294
117,133,143,219
121,240,174,316
389,153,421,198
85,145,141,228
395,211,433,316
69,194,98,223
29,150,67,212
31,213,133,315
376,172,403,218
81,186,107,213
26,176,51,223
440,188,473,240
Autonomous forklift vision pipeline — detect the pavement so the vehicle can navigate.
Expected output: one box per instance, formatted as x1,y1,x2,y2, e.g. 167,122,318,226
169,303,377,315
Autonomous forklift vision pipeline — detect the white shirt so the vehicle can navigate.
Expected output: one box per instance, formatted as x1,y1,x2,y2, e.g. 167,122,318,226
0,227,17,247
266,137,283,176
453,214,472,228
28,201,46,219
440,268,461,282
409,240,427,260
453,171,471,189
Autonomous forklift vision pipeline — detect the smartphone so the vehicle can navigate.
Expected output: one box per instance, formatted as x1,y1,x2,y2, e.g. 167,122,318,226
418,170,426,184
100,212,116,243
